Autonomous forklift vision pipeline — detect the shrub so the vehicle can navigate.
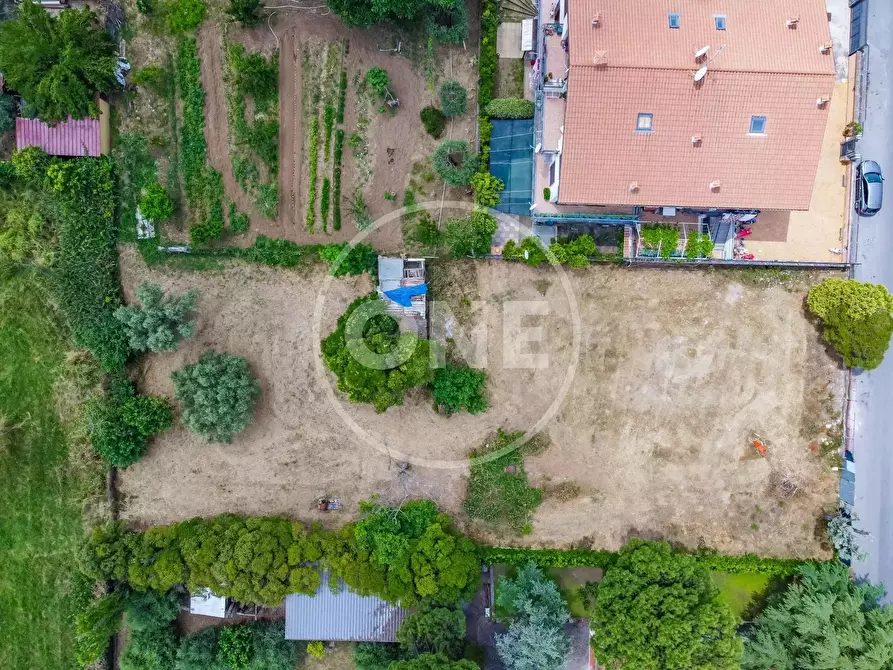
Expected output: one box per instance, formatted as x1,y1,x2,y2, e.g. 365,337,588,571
166,0,207,32
807,278,893,322
444,211,498,256
87,377,173,467
320,296,433,412
0,92,16,132
131,65,166,91
115,283,199,353
592,540,742,669
321,177,331,225
124,589,181,632
412,214,442,248
542,187,551,201
478,0,499,108
227,0,262,26
439,80,468,117
826,513,867,562
176,621,303,670
424,1,469,44
471,172,504,208
390,655,479,670
484,98,535,119
431,365,489,415
75,591,126,667
318,242,377,277
354,643,406,670
433,140,479,186
136,0,154,14
420,106,447,139
366,67,390,96
171,351,261,443
807,278,893,370
120,626,178,670
306,115,319,231
306,641,325,659
465,430,543,533
684,231,714,258
229,202,250,234
220,625,253,669
175,628,220,669
397,608,466,659
821,306,893,370
495,564,571,670
640,224,680,259
241,235,312,267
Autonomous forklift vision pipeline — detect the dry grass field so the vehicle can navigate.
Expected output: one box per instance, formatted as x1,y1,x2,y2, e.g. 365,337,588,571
118,248,841,558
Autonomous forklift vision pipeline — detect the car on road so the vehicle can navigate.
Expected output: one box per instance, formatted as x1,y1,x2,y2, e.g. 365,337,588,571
857,160,884,217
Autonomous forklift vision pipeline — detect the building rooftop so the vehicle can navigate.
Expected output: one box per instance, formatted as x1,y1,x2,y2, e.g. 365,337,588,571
558,0,835,210
284,571,411,642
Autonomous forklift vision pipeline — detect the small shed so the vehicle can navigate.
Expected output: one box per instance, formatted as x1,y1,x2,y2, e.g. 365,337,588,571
189,588,228,618
285,571,411,642
377,257,428,339
15,98,110,157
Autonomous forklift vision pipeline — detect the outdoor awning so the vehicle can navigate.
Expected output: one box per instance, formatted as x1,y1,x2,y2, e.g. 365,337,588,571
521,19,535,52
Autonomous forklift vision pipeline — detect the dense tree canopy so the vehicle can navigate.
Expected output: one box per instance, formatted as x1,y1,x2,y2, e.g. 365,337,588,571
431,365,489,415
591,540,742,669
0,0,118,122
171,351,260,443
443,212,498,257
495,563,571,670
742,562,893,669
321,295,433,412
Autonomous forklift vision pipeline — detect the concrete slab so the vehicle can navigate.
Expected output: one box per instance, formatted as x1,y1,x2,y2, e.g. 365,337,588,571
496,22,523,59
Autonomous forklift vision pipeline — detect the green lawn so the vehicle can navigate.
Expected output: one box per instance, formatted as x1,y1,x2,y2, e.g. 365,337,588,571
712,571,772,620
0,270,98,669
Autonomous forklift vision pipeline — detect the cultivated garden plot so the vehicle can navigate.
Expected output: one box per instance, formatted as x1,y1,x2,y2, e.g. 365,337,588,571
118,249,841,559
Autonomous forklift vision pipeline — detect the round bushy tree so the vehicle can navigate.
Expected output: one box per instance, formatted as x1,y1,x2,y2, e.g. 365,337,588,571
420,106,447,139
592,540,742,669
443,211,498,257
114,283,198,353
171,351,261,443
424,1,469,44
432,140,478,186
471,172,504,207
431,365,489,415
139,183,174,222
366,67,390,96
439,80,468,117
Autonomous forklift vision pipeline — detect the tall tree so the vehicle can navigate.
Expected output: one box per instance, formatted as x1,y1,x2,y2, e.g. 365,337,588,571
396,608,466,659
494,563,571,670
742,562,893,669
114,283,199,353
592,540,742,670
0,0,117,122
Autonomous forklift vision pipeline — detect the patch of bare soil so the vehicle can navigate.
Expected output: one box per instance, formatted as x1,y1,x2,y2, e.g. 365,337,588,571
118,250,840,559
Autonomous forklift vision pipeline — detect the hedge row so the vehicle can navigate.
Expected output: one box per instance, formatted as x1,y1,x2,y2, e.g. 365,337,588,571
55,158,130,371
477,0,499,170
480,545,812,576
485,97,535,120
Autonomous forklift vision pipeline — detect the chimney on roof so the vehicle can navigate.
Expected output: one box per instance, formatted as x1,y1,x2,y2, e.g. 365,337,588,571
709,180,722,191
786,16,800,28
591,12,601,26
629,182,639,193
819,41,833,53
691,135,702,146
816,96,830,107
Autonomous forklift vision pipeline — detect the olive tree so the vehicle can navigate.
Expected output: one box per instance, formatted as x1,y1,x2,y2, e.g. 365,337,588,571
171,351,260,443
115,283,198,353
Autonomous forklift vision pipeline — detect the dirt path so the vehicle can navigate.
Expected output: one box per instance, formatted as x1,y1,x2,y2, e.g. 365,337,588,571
197,23,259,226
277,27,301,231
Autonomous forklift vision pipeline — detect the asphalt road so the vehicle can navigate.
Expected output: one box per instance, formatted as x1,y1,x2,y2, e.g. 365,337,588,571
850,0,893,594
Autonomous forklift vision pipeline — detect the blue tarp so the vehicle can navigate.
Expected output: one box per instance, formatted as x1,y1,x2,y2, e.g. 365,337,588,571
490,119,534,215
384,283,427,307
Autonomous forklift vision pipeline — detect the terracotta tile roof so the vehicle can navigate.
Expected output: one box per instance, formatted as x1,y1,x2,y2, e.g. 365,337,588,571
16,116,101,157
559,0,835,209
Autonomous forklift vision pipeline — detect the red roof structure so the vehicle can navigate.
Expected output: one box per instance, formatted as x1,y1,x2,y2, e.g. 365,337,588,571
16,115,103,157
558,0,836,210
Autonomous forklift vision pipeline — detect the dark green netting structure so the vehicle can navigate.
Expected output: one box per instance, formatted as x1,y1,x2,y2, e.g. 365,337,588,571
489,119,534,215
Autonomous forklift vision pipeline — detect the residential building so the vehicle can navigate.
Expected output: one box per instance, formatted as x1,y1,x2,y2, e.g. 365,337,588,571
529,0,837,258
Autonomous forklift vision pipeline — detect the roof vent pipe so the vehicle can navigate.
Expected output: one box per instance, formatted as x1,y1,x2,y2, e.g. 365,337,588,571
591,13,601,26
709,180,722,191
819,42,833,53
786,16,800,28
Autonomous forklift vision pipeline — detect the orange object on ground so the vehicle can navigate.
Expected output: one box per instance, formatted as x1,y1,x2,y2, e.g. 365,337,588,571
752,440,767,456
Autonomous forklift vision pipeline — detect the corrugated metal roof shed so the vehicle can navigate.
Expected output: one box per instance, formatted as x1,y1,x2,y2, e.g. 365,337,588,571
16,115,102,157
284,571,411,642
